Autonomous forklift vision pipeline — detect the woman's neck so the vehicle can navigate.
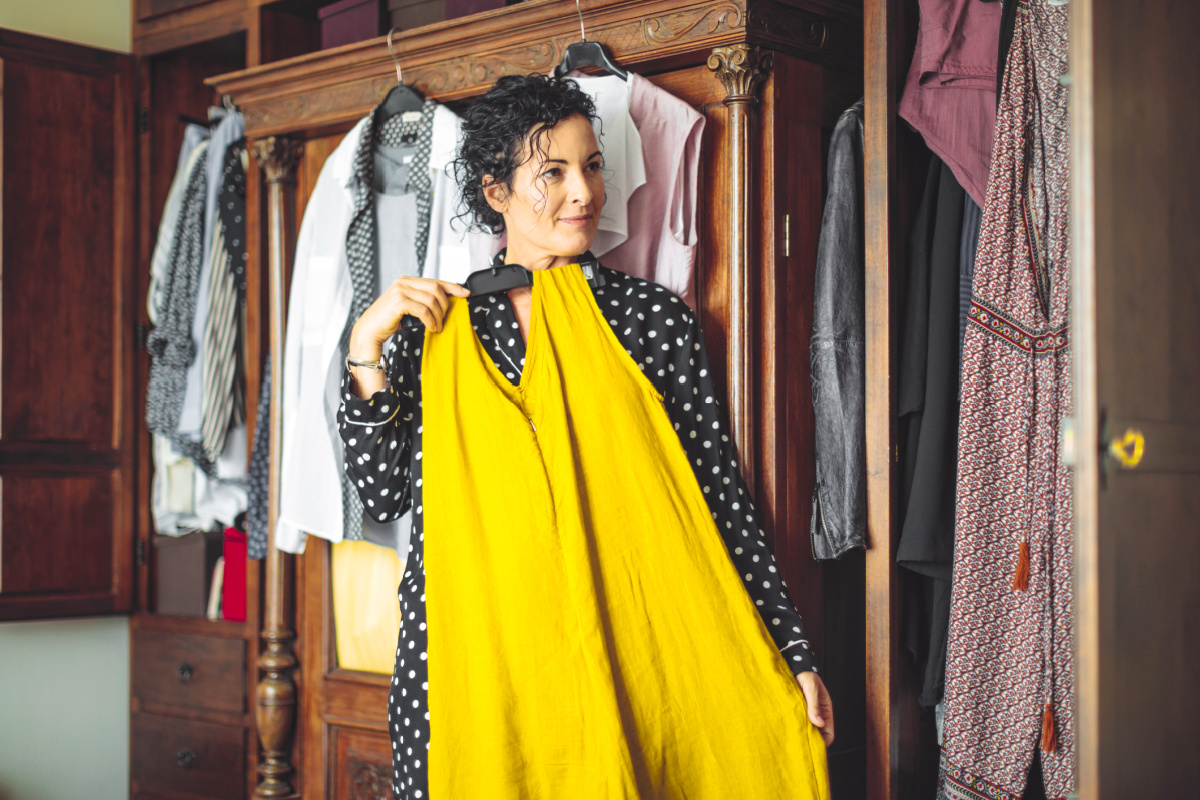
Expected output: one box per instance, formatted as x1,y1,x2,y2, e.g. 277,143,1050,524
504,243,577,272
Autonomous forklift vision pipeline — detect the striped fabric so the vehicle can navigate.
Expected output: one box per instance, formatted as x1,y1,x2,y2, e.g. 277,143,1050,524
200,220,244,462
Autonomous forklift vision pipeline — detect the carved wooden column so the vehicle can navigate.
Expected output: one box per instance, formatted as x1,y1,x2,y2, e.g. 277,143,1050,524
707,44,773,494
249,135,304,800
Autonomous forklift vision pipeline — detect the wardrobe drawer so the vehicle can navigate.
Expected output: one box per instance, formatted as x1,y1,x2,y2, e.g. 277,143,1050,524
133,630,245,714
131,712,245,799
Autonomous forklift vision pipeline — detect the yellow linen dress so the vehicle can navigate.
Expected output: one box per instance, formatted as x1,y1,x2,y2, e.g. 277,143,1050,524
422,262,829,799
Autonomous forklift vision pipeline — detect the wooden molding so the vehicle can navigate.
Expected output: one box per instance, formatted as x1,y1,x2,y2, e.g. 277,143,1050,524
707,42,772,99
350,759,393,800
251,136,304,184
209,0,860,138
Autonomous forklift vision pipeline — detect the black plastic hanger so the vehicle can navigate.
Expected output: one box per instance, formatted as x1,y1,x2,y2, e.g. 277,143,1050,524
552,1,627,80
400,250,606,330
377,28,425,125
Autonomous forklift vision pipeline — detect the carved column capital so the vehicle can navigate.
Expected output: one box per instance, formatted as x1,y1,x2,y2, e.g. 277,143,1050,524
251,136,304,184
707,44,773,104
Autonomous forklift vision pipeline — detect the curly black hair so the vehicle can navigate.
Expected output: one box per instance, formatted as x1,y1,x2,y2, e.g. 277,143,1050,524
453,74,599,234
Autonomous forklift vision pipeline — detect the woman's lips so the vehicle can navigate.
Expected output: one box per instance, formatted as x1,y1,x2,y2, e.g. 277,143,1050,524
559,214,593,227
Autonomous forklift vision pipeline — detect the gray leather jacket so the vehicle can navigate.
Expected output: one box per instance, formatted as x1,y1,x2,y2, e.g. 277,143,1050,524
809,100,867,560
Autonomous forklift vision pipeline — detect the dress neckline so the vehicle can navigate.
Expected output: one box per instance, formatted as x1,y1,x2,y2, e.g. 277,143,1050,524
463,262,583,407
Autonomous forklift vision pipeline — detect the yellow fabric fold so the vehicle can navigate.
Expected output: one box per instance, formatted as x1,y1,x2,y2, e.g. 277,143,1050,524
422,263,829,798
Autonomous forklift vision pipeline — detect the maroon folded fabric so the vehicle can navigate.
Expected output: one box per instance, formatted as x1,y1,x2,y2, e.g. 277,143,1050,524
899,0,1002,207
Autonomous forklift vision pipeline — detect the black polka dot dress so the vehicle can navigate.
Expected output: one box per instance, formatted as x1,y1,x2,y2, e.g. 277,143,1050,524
337,266,817,799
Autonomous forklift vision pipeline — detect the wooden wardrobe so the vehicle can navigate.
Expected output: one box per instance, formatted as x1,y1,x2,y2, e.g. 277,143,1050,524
209,0,871,797
10,0,1198,798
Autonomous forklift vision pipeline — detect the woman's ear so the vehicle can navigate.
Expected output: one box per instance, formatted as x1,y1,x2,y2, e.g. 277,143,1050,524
482,176,508,215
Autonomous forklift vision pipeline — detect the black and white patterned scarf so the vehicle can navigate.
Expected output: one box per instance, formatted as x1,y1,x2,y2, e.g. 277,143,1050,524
339,98,439,542
147,143,215,474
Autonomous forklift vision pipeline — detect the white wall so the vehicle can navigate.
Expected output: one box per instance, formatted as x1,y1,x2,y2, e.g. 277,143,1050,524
0,0,131,52
0,6,133,798
0,618,130,800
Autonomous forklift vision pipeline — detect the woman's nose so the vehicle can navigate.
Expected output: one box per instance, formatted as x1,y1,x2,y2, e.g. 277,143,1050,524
565,167,593,206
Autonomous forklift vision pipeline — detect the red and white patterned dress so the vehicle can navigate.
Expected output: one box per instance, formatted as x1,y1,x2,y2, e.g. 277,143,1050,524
937,1,1074,798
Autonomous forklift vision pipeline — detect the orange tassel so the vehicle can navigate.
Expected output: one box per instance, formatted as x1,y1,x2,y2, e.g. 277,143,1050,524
1040,700,1058,753
1012,539,1030,591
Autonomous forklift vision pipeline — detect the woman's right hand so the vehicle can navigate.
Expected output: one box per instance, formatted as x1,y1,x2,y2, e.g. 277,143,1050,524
347,276,471,398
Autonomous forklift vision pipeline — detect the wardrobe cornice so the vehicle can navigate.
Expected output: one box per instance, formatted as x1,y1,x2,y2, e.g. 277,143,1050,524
208,0,860,138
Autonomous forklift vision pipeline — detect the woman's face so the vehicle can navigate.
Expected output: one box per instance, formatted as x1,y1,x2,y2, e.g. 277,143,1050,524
485,113,606,264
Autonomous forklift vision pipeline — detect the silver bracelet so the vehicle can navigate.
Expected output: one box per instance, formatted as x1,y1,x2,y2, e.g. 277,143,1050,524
345,354,388,373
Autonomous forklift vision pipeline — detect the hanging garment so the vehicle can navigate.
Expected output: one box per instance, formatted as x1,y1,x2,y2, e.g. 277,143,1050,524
958,193,983,379
149,123,210,324
897,156,965,709
997,0,1019,101
938,0,1073,798
147,142,209,455
191,425,249,526
899,0,1003,207
337,265,820,799
219,139,249,298
810,100,866,561
277,102,491,555
416,263,828,798
337,100,440,552
179,111,244,443
149,139,209,535
246,355,270,560
200,139,248,462
568,73,705,305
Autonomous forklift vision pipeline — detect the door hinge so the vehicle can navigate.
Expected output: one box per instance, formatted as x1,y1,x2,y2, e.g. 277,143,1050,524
135,539,147,567
136,321,150,350
137,106,150,135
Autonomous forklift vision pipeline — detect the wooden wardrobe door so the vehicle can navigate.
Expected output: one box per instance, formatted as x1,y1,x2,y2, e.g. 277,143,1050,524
1071,1,1200,797
0,30,136,619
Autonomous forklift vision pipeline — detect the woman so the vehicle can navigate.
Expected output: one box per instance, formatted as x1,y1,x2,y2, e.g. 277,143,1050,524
339,75,833,799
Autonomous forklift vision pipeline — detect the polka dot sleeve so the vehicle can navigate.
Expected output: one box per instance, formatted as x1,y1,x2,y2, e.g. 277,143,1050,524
336,330,420,524
657,302,818,676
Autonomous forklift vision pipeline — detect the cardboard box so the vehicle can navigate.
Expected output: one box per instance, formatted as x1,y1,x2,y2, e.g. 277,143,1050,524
320,0,386,50
152,529,224,617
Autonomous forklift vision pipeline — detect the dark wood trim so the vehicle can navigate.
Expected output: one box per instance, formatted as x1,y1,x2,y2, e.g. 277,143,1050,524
863,0,901,797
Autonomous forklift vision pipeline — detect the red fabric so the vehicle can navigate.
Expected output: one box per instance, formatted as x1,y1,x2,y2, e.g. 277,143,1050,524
222,527,247,622
899,0,1002,207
